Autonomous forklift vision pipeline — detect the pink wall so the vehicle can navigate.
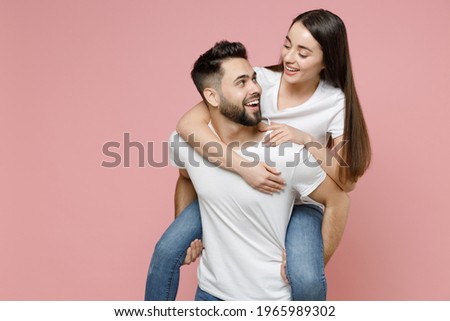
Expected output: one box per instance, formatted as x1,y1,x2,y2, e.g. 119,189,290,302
1,0,449,300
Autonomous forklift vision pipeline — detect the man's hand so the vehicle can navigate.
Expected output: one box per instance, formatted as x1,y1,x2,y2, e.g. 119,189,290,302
280,249,289,284
183,239,203,265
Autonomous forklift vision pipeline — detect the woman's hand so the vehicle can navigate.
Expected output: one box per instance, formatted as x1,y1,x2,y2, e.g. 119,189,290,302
236,162,286,194
258,122,313,146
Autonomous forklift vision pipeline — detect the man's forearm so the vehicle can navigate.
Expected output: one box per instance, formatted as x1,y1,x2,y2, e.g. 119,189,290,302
322,195,350,265
174,174,197,218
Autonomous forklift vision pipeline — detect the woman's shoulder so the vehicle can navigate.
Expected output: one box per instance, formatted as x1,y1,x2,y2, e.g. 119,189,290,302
320,80,345,104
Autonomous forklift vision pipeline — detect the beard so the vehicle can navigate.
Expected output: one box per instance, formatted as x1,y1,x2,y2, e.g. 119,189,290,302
218,94,261,127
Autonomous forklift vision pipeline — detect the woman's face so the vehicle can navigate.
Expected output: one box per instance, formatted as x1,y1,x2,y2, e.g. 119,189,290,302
281,22,325,86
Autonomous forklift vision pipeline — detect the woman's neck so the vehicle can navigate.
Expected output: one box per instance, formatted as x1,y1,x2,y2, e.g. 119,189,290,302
277,76,321,110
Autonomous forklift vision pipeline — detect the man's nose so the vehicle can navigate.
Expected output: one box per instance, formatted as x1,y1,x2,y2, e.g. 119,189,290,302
250,80,262,95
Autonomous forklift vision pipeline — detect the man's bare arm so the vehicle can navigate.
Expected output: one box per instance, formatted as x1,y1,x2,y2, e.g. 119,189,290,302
174,169,202,265
175,169,197,218
308,176,350,265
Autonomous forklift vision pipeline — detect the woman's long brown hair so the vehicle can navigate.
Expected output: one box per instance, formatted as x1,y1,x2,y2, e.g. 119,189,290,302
269,9,371,183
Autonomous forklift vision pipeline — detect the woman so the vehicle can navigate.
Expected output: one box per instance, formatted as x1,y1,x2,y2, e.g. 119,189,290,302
145,9,371,301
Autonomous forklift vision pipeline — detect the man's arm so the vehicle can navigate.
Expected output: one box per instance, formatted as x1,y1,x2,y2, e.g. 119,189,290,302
174,169,202,265
174,169,197,219
308,175,350,265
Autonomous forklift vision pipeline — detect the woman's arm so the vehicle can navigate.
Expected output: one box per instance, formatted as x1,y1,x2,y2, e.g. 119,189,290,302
261,122,356,192
176,102,286,194
306,136,356,192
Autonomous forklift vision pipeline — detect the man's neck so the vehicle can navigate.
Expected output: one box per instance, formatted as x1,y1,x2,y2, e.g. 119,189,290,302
210,113,263,146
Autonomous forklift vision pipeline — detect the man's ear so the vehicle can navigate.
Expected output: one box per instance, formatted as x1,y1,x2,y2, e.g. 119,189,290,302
203,88,220,108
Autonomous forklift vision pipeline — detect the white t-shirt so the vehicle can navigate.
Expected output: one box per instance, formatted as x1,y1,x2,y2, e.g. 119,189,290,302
170,131,326,300
254,67,345,146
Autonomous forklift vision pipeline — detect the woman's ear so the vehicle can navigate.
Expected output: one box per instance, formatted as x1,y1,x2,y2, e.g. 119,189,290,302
203,88,220,108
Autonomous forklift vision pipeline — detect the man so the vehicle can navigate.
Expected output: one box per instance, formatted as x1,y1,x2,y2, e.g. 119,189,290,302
168,41,349,300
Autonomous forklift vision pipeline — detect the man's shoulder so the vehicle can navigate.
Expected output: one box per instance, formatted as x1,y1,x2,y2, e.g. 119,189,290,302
169,131,192,148
169,130,181,142
169,131,192,169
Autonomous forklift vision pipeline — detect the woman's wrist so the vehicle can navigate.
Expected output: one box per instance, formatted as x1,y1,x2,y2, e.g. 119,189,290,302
298,133,315,146
289,127,313,146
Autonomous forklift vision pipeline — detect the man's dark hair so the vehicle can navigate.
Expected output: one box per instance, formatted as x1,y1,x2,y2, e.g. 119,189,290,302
191,41,247,99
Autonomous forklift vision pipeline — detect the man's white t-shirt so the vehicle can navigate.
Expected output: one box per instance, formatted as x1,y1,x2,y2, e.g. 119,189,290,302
170,131,326,300
254,67,345,146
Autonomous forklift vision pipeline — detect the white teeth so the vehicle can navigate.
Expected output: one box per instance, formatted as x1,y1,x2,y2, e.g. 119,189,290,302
286,66,299,72
246,100,259,106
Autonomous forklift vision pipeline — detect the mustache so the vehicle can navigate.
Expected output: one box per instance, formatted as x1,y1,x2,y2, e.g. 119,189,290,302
244,94,261,104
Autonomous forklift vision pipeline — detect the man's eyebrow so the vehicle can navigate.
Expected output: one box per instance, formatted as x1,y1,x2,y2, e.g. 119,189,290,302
234,71,256,83
234,74,250,82
286,35,312,52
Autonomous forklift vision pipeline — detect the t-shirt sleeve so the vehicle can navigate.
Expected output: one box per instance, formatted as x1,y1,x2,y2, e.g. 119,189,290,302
328,92,345,139
169,131,186,169
291,150,327,197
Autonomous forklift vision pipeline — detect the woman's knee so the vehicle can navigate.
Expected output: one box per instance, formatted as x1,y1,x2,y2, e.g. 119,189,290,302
153,235,181,261
288,266,327,301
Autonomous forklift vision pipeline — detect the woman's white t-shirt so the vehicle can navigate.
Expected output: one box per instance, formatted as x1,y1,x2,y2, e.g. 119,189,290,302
254,67,345,208
254,66,345,146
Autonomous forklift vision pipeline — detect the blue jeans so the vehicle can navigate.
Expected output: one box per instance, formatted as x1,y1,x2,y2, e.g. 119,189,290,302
285,203,326,300
195,287,223,301
144,200,326,301
144,201,202,300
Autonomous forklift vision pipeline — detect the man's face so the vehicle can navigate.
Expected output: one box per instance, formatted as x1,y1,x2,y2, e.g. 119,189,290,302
217,58,262,126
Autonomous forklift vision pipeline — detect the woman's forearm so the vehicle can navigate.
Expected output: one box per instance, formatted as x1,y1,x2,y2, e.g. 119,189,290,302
176,101,248,174
305,140,356,192
176,102,285,193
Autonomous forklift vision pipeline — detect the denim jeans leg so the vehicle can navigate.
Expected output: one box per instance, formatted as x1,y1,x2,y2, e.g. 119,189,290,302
144,200,202,300
285,204,327,301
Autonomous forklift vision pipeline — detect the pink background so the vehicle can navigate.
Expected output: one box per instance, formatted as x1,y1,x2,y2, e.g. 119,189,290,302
1,0,449,300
